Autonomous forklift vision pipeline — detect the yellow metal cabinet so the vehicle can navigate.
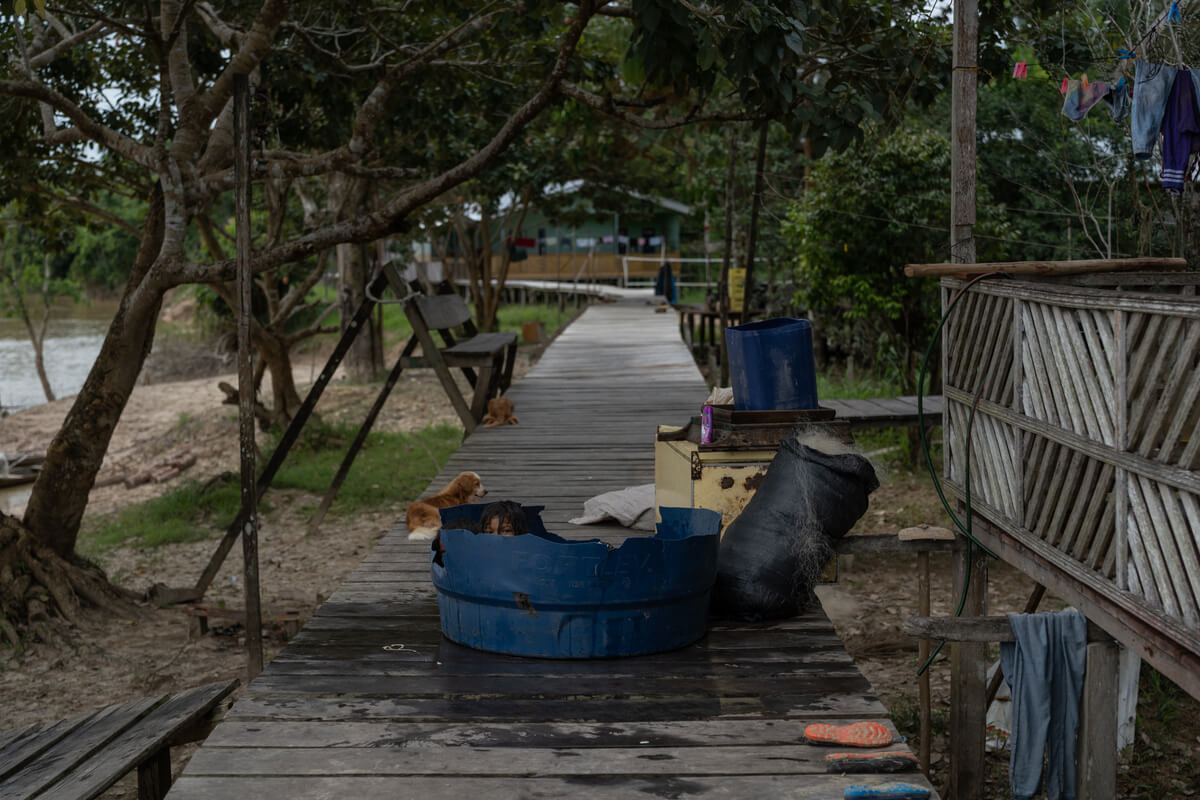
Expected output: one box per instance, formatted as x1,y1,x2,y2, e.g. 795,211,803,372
654,426,776,529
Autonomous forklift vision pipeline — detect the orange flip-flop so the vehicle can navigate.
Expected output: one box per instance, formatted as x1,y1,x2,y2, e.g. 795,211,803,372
804,721,893,747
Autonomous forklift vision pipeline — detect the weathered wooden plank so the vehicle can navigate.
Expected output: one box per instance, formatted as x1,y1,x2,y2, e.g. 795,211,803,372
0,697,161,800
1077,640,1119,799
0,712,95,783
281,627,844,651
168,774,934,800
201,718,897,749
242,672,869,698
259,651,855,679
35,681,237,800
223,693,886,723
182,741,912,777
0,726,40,762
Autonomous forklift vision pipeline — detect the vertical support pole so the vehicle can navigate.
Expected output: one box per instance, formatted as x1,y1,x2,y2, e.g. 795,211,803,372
743,119,769,321
1077,639,1119,800
137,749,172,800
718,125,737,387
950,534,988,800
950,0,978,266
918,550,932,774
233,72,263,680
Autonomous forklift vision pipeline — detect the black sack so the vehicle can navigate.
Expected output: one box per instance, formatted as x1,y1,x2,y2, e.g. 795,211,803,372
710,430,880,621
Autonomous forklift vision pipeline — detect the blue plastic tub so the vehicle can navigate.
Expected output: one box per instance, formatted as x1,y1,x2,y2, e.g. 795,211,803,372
430,503,722,658
724,317,819,410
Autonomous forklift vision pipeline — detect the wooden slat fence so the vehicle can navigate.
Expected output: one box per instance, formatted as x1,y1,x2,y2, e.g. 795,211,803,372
941,272,1200,699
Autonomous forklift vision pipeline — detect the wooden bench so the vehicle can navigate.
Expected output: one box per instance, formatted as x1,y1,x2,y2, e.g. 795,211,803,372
0,679,237,800
403,290,517,434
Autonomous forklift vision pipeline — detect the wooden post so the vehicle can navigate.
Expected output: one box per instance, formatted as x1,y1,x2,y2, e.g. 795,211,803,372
951,0,978,265
949,536,988,800
1077,639,1119,799
742,119,768,321
918,550,932,774
233,73,263,680
717,126,737,387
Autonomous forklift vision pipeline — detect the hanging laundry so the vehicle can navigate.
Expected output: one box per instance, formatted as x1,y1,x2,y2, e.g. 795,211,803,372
1131,60,1200,192
1160,69,1200,192
1061,78,1131,122
1013,62,1028,79
1000,611,1087,800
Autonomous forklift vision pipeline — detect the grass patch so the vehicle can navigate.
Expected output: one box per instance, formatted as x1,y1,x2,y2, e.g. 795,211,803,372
493,303,572,337
80,474,244,555
79,423,463,554
268,421,462,514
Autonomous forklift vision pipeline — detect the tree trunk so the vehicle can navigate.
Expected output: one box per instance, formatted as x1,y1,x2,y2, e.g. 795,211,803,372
31,254,56,402
255,330,303,427
1,510,140,647
339,181,382,381
340,239,381,380
22,188,166,559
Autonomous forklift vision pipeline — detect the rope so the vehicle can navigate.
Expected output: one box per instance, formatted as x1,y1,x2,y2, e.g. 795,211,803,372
364,267,420,305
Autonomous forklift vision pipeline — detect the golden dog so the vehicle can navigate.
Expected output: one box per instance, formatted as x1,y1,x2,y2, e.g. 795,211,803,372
482,396,519,427
405,471,488,541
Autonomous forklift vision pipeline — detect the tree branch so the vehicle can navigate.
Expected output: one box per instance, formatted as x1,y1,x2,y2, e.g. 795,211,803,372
560,81,764,128
196,0,290,128
28,22,109,69
171,0,600,287
198,154,423,197
0,80,157,168
23,186,144,237
346,3,512,156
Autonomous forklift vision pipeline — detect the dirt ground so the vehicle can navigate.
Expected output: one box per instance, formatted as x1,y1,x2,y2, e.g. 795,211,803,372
1,327,1197,799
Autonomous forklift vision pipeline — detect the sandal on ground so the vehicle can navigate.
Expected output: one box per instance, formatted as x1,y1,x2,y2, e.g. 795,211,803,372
843,781,930,799
804,720,894,747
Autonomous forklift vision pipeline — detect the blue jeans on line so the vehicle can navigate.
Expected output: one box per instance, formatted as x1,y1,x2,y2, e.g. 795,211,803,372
1133,61,1200,158
999,610,1088,800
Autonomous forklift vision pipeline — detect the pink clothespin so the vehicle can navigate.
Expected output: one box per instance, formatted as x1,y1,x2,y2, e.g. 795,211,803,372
1061,77,1069,94
1013,62,1028,79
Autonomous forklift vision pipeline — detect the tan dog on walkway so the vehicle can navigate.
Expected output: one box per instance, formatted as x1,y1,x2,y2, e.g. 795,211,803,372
406,471,487,541
482,396,519,427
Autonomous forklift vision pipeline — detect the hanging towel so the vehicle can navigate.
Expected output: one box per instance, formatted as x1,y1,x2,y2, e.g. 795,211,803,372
999,610,1088,800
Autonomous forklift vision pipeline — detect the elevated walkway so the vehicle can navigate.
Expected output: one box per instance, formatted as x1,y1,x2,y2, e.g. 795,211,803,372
169,302,938,799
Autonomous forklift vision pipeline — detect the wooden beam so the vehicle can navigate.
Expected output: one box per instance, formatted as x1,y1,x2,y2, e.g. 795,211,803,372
950,0,977,266
1077,640,1119,800
233,72,263,680
903,614,1110,642
949,536,987,800
905,257,1187,278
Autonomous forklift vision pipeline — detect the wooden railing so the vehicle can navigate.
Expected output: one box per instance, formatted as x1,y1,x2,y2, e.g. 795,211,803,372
940,271,1200,699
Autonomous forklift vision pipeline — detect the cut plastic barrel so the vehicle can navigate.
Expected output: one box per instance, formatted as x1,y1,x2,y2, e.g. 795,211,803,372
725,317,819,410
430,503,722,658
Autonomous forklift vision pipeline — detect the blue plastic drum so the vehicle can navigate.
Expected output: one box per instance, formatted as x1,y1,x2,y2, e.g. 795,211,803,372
724,317,819,410
430,503,722,658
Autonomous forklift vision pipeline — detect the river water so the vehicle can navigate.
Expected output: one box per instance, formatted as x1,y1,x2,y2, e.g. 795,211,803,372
1,305,114,514
0,306,112,414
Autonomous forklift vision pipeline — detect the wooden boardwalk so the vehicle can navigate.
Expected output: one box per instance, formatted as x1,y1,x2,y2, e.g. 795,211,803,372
170,301,939,799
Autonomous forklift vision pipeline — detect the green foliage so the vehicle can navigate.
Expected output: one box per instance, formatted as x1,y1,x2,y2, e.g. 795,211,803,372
782,124,1010,392
492,302,571,337
270,424,462,514
78,423,463,554
79,475,245,554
